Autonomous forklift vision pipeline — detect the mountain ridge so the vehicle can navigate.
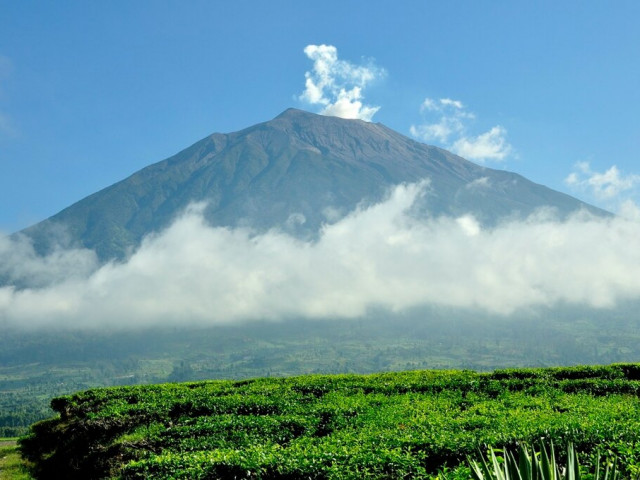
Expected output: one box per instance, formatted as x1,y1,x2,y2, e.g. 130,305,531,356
20,108,606,261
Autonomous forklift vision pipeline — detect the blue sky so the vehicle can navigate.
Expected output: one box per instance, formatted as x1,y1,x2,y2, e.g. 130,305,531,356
1,1,639,233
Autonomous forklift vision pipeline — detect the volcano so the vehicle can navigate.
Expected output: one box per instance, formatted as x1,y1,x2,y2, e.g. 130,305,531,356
21,108,605,261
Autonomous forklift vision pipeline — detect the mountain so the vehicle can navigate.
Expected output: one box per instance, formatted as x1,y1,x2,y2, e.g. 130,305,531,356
21,108,605,261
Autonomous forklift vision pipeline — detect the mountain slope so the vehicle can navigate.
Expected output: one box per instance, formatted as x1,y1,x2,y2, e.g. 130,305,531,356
22,108,604,260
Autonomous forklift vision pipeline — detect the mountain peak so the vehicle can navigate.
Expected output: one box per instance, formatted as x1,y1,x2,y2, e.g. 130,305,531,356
270,108,374,129
263,108,404,159
274,107,310,119
21,110,606,261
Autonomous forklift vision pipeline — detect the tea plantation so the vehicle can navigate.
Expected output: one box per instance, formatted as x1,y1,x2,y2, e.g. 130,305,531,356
19,364,640,479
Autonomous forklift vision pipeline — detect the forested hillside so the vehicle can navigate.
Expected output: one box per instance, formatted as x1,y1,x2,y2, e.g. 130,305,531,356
20,364,640,479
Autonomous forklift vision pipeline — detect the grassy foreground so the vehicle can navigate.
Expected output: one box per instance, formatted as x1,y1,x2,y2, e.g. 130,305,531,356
0,440,31,480
19,364,640,479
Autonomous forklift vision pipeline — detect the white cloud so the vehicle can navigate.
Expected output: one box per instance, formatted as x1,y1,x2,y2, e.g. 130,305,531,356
455,215,481,237
299,44,384,121
617,200,640,221
410,97,512,162
565,162,640,216
566,162,640,200
452,126,512,162
410,97,473,143
421,98,465,112
410,120,458,144
439,98,464,109
466,177,491,190
0,233,98,289
3,182,640,329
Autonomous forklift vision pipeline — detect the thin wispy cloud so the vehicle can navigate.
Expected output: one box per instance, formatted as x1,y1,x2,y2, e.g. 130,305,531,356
2,182,640,330
0,233,98,289
565,162,640,215
410,98,473,143
410,98,512,162
566,162,640,200
451,126,512,162
299,44,385,122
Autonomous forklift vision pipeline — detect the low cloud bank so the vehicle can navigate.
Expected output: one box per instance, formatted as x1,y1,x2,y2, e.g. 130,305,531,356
2,182,640,329
0,233,98,288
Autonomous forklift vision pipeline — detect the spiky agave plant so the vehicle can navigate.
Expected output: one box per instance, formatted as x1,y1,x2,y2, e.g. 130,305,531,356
468,441,622,480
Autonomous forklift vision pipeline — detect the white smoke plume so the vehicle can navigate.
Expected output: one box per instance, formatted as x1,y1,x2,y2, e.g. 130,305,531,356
299,44,384,121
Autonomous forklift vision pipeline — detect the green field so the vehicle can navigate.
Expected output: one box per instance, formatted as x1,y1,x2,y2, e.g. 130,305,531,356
19,363,640,479
0,439,30,480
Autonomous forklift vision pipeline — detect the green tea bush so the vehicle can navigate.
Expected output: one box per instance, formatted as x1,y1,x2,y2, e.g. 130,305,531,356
18,364,640,479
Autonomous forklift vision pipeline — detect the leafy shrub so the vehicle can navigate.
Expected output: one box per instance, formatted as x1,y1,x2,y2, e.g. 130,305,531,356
18,364,640,479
